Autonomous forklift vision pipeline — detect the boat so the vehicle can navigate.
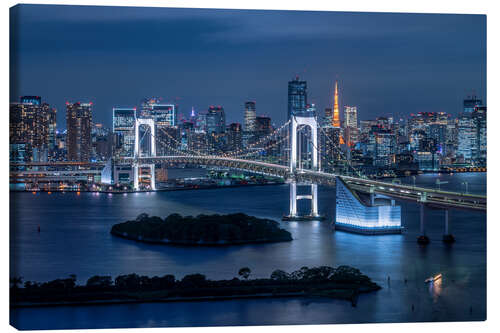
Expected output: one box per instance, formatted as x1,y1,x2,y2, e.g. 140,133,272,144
425,273,442,283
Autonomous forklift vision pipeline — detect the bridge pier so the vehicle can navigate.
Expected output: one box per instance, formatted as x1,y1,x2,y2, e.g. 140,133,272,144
133,163,156,191
289,181,297,217
283,181,321,221
417,203,430,244
442,209,455,243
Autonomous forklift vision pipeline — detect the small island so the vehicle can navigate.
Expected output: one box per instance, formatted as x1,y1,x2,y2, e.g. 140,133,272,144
110,213,293,245
11,266,381,308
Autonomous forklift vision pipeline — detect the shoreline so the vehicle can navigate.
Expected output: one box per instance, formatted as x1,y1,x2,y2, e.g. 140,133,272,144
10,181,284,194
111,230,293,246
11,286,375,309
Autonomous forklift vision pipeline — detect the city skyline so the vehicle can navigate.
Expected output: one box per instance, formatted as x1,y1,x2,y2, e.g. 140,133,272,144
10,5,486,130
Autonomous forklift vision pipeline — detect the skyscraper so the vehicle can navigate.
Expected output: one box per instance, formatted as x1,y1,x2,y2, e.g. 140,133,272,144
227,123,243,151
206,106,226,134
332,81,340,128
10,96,56,162
66,102,92,161
344,106,358,129
244,102,257,132
287,76,307,119
463,95,483,113
113,107,137,157
151,104,177,127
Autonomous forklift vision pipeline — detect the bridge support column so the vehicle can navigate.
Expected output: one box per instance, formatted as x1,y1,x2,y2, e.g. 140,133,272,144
311,184,318,217
442,209,455,243
417,204,430,244
133,164,139,191
289,181,297,217
150,164,156,191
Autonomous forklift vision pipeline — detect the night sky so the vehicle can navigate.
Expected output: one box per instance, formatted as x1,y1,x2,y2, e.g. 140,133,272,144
10,4,486,130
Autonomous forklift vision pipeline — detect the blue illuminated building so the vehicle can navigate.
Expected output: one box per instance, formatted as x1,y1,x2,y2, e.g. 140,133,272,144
335,178,402,234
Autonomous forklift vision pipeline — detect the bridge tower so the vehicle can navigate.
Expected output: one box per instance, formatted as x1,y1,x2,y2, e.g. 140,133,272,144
284,115,320,220
133,118,156,191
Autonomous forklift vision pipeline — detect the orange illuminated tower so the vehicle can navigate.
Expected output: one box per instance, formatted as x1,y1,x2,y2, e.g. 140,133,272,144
332,81,340,128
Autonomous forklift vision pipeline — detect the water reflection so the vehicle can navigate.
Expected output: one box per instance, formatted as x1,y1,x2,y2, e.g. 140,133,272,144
428,277,443,303
9,173,486,328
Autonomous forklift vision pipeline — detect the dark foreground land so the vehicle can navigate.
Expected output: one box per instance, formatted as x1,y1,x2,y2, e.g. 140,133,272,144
10,266,381,308
111,213,293,245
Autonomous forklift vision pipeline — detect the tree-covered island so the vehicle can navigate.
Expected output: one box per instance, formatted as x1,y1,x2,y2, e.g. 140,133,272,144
11,266,381,308
110,213,293,245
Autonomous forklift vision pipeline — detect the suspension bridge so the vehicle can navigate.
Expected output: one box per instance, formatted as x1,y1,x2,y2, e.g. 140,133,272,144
115,113,486,243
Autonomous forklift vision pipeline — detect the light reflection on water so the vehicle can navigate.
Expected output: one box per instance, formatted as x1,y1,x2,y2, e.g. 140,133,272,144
9,173,486,329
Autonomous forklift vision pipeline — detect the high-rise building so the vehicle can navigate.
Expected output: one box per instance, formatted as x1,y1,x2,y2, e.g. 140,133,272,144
244,102,256,132
10,97,56,162
227,123,243,152
457,95,486,165
463,95,483,113
20,96,41,105
151,104,177,127
332,81,340,128
344,106,358,129
66,102,92,161
323,108,333,127
474,106,487,164
287,76,307,119
255,116,272,138
113,107,136,157
206,106,226,134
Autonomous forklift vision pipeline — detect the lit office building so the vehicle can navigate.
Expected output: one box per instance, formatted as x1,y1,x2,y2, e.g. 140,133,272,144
151,104,177,127
227,123,243,152
66,102,92,161
10,97,56,162
206,106,226,134
287,76,307,119
113,107,136,158
344,106,358,129
463,95,483,113
244,101,257,132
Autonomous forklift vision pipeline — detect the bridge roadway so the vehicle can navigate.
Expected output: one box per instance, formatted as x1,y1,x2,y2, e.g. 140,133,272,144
126,155,486,212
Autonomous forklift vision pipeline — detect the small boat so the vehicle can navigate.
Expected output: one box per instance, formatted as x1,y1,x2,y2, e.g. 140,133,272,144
425,273,442,283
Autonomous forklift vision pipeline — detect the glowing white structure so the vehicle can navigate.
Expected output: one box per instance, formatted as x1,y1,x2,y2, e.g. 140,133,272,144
133,163,156,191
287,115,319,218
133,118,156,191
134,118,156,157
335,177,402,234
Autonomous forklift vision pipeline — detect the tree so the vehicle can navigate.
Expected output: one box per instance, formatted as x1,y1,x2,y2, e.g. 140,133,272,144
10,276,23,289
270,270,289,281
86,275,113,288
238,267,251,280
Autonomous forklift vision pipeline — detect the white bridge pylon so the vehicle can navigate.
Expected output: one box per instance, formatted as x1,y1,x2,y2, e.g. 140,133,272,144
133,118,156,191
134,118,156,158
288,115,320,218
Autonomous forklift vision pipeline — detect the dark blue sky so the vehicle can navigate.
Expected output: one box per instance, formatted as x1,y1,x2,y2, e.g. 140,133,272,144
10,4,486,130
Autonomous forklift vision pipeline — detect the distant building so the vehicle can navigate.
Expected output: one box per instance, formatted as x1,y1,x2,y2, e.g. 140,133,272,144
66,102,92,161
10,97,56,162
344,106,358,129
20,96,41,105
463,95,483,113
244,102,257,132
255,116,272,137
227,123,243,152
112,107,136,158
206,106,226,134
457,96,486,165
287,76,307,119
